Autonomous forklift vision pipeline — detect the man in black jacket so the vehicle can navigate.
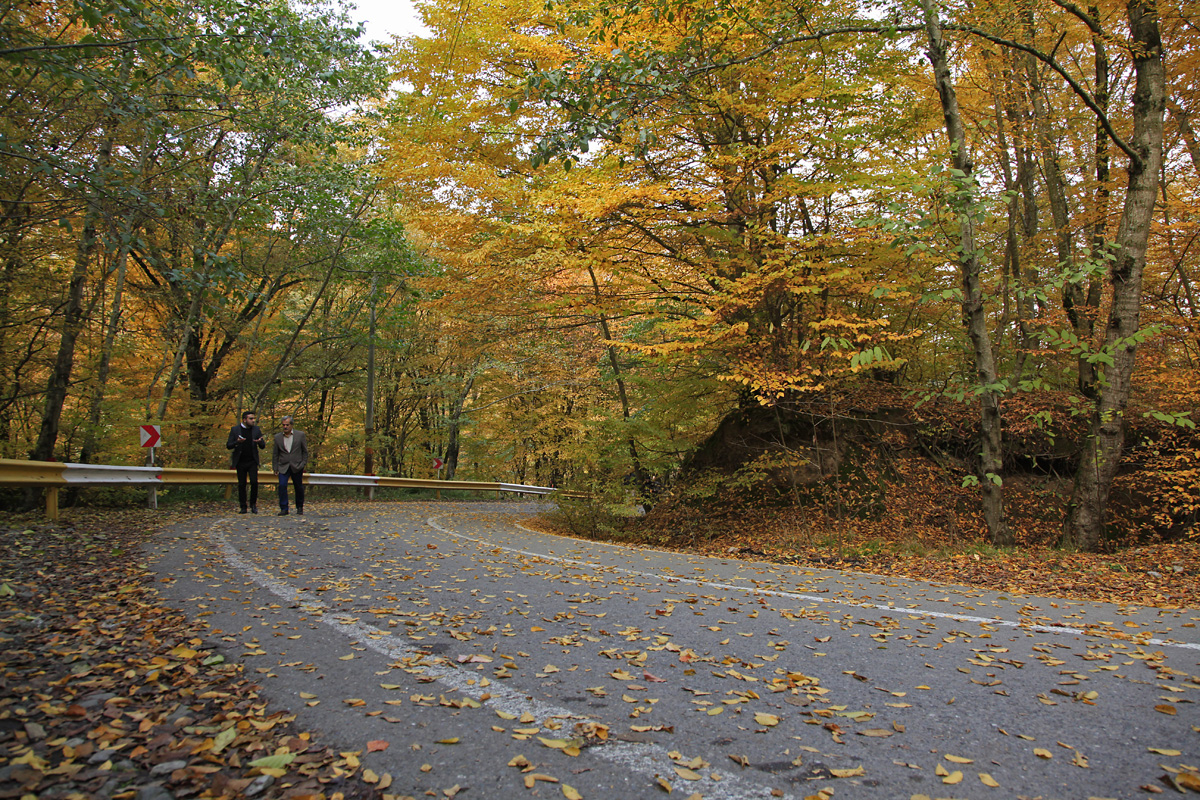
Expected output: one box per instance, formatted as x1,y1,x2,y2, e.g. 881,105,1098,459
226,410,265,513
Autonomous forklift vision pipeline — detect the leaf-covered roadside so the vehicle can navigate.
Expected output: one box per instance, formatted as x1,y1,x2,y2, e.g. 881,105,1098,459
0,506,382,800
530,505,1200,610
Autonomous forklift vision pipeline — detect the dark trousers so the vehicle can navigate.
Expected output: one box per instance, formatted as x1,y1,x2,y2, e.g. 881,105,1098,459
236,462,258,509
278,469,304,511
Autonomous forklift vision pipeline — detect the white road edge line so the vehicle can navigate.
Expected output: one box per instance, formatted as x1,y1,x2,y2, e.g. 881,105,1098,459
427,515,1200,654
211,528,801,800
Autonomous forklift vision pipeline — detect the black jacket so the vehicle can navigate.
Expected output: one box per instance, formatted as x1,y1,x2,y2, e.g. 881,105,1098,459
226,423,265,468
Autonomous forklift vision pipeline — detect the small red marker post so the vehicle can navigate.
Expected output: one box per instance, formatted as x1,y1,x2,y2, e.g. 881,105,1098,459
140,425,162,508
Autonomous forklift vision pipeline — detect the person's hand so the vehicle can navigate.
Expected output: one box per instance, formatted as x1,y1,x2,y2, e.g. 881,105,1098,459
237,435,246,442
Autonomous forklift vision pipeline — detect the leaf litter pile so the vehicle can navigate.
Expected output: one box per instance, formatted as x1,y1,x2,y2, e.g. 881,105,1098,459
0,506,382,800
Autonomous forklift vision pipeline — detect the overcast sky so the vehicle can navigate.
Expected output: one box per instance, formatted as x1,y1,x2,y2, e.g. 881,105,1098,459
347,0,430,42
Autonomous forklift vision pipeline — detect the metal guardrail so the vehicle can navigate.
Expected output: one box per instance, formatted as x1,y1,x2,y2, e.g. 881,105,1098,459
0,458,575,520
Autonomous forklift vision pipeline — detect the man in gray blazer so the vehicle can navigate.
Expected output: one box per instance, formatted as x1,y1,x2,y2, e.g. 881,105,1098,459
272,415,308,515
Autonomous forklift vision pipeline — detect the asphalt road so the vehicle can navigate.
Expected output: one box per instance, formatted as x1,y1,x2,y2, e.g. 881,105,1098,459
146,501,1200,800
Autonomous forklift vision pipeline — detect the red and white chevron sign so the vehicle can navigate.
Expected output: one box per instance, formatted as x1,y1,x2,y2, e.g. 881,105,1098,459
139,425,161,448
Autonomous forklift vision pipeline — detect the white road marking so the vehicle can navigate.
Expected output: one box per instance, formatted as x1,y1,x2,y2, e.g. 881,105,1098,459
211,527,799,800
428,515,1200,653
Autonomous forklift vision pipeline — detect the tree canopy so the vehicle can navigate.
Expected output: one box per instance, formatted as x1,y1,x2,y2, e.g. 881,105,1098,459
2,0,1197,549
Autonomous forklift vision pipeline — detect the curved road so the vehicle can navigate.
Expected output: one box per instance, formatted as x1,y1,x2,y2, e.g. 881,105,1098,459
147,501,1200,799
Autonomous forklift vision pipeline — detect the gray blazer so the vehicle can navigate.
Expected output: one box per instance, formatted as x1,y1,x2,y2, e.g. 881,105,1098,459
272,430,309,474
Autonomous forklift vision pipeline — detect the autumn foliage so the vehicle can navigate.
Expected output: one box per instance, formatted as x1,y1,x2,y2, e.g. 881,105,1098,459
1,0,1198,553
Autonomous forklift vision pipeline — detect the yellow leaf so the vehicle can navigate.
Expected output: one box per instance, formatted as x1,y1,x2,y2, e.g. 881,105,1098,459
707,706,724,716
1148,748,1182,756
496,711,517,720
754,712,780,727
299,692,317,699
339,654,356,661
523,773,558,788
943,770,963,785
1154,704,1177,715
675,767,702,781
436,738,460,745
1034,748,1053,759
945,755,973,764
563,785,583,800
980,772,1000,788
935,764,949,777
830,766,865,778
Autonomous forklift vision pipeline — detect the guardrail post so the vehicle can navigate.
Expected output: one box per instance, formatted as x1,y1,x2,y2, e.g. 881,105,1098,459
45,488,59,521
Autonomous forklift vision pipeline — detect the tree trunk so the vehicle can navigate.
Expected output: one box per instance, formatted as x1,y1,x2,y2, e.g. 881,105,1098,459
587,263,653,501
443,373,475,480
79,236,133,464
1062,0,1164,550
920,0,1013,546
1022,22,1099,397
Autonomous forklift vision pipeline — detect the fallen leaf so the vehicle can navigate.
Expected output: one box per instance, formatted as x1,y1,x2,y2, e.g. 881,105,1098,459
1034,748,1053,759
524,773,559,788
980,773,1000,788
943,770,963,785
367,739,389,752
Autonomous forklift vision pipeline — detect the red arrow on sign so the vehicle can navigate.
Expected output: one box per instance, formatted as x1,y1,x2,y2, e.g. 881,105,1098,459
432,457,444,470
140,425,161,448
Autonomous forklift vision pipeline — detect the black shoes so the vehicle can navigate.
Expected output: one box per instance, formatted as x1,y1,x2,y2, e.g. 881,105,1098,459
239,508,247,514
278,509,288,516
297,508,304,515
250,507,257,514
